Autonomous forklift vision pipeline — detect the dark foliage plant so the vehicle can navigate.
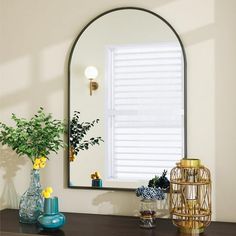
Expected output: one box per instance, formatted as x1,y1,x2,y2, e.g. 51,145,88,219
148,170,170,189
69,111,104,156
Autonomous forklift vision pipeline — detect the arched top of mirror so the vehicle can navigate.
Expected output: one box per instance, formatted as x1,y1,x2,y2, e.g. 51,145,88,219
69,7,186,77
68,7,187,190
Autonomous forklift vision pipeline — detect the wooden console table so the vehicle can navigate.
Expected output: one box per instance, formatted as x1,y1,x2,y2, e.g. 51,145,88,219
0,209,236,236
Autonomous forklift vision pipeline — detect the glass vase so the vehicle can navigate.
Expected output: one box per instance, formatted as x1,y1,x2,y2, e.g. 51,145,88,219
19,169,43,223
139,199,157,228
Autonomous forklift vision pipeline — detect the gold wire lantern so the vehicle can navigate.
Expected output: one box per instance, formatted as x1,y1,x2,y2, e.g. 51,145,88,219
170,158,211,234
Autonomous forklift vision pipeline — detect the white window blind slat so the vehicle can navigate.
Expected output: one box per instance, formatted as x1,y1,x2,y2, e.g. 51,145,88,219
114,92,182,99
115,58,182,67
115,167,171,175
115,173,163,180
114,106,182,111
106,43,184,181
115,147,182,154
114,154,181,161
114,52,182,60
113,44,181,53
115,140,182,147
115,135,182,141
115,71,181,79
114,127,182,134
114,84,182,92
114,123,182,129
115,79,181,86
115,160,176,168
114,65,182,73
115,97,182,105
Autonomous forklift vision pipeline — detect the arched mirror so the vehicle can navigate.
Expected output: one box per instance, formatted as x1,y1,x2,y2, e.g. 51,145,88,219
68,7,187,190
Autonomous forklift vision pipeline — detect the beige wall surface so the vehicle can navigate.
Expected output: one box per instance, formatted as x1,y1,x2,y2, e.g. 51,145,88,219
0,0,236,222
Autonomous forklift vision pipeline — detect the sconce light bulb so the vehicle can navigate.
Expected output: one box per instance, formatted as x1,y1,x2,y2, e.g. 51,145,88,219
84,66,98,80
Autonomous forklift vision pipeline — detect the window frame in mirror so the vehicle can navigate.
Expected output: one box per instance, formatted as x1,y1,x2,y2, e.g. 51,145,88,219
67,7,187,191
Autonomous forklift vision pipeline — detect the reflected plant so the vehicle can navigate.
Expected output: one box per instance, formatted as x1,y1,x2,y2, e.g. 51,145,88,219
69,111,104,161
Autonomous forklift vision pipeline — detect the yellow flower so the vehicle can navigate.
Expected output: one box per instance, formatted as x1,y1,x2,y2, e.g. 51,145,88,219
91,174,97,179
91,171,101,179
42,190,51,198
95,171,101,179
40,157,47,163
42,187,53,198
45,187,53,194
39,162,46,169
34,158,41,165
33,156,47,169
33,163,40,170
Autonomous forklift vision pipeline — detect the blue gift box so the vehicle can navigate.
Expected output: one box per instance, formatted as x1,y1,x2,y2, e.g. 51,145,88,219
92,179,102,187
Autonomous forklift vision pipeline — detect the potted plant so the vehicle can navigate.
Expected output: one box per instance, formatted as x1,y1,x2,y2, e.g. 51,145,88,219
148,170,170,190
136,186,165,229
69,111,103,161
0,107,66,223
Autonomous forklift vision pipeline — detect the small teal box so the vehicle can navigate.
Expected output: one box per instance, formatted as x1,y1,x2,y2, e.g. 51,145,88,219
92,179,103,187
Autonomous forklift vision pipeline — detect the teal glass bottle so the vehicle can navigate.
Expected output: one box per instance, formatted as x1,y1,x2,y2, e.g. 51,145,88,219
37,197,65,230
19,169,43,223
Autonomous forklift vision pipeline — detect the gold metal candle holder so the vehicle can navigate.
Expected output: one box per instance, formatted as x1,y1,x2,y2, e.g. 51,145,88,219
169,158,211,234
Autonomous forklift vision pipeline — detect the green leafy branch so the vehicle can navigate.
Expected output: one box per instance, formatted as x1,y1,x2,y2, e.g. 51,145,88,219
70,111,104,156
0,107,66,164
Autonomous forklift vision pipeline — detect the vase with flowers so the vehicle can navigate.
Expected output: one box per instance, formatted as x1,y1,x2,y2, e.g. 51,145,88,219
0,108,65,223
37,187,65,230
136,186,165,228
136,170,170,228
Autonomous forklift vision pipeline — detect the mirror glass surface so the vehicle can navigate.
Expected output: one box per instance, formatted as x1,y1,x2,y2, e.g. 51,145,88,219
68,8,186,190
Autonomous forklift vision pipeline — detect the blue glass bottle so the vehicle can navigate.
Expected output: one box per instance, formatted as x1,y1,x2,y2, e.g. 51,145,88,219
37,197,65,230
19,169,43,223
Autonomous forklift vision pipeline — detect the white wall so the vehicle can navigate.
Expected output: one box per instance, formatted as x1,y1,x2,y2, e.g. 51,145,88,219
0,0,236,222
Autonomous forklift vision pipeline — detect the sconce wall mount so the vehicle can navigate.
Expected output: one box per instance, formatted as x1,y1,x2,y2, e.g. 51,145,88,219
84,66,99,96
89,79,98,96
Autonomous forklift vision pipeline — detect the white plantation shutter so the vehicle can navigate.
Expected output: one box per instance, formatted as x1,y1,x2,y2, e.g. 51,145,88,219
106,43,184,181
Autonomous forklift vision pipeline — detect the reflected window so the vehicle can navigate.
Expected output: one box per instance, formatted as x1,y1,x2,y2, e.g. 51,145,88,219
105,43,184,181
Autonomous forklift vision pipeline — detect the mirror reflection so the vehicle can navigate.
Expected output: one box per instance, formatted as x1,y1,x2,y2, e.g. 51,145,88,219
68,8,186,190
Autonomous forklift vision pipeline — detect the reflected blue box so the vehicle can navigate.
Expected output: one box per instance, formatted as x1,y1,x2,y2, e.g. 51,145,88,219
92,179,102,187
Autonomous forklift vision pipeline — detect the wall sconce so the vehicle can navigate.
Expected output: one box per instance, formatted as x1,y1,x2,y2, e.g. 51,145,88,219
170,158,211,234
84,66,99,96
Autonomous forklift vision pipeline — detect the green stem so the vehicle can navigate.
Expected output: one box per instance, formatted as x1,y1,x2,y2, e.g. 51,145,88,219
29,156,34,165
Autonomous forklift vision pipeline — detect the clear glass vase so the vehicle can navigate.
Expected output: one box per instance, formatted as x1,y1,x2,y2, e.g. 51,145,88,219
19,169,43,223
139,199,157,228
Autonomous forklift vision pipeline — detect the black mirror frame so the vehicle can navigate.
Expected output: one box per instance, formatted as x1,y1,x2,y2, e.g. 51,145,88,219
67,7,187,191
